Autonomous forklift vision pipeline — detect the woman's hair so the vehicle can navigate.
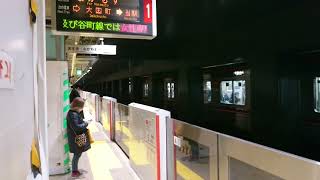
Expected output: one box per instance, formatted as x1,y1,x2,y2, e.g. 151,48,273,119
71,97,85,109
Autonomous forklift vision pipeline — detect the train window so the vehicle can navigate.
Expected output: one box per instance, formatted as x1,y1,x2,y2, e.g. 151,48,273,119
143,83,149,97
220,81,233,104
167,83,171,98
314,77,320,113
129,78,132,95
220,80,246,105
203,80,212,104
171,83,175,98
233,80,246,105
166,82,175,99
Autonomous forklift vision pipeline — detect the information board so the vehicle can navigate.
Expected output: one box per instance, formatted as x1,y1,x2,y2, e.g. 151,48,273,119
53,0,157,39
65,44,116,55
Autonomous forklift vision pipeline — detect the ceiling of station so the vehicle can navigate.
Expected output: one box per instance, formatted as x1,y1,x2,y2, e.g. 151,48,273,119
45,0,320,86
45,0,103,84
65,36,101,84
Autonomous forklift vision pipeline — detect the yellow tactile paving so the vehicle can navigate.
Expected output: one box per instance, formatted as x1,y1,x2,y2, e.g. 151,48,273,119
176,160,204,180
86,141,123,180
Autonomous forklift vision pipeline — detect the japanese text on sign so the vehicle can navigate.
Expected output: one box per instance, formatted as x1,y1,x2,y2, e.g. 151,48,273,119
62,19,148,34
66,45,117,55
0,51,14,89
55,0,156,38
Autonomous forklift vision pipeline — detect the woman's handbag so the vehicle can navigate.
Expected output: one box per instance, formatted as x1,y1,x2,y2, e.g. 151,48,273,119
69,122,87,148
74,132,87,147
87,129,94,144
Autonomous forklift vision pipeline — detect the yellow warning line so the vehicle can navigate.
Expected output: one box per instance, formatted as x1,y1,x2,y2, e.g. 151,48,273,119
86,125,123,180
176,160,204,180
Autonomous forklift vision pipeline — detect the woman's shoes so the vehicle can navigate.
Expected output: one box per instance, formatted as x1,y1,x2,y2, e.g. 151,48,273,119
71,171,81,178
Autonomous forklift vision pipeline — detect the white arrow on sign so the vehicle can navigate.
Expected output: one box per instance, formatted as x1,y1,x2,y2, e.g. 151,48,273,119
116,8,123,16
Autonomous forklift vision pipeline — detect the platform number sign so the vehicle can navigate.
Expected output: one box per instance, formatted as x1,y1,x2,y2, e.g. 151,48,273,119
144,0,152,24
53,0,157,40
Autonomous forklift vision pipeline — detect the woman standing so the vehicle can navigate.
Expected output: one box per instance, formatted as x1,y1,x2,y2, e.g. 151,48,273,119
67,97,91,178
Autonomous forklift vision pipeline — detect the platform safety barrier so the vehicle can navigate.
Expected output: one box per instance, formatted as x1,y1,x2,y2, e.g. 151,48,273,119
100,96,117,140
114,103,130,156
81,91,320,180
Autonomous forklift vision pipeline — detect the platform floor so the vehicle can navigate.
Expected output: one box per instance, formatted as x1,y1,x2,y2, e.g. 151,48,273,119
50,108,140,180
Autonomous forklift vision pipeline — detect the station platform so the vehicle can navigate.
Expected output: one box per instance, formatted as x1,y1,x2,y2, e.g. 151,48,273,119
50,108,140,180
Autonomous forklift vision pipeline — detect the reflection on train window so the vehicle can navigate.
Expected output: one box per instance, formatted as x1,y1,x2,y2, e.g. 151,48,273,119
203,80,212,104
233,80,246,105
220,80,246,105
129,79,132,94
220,81,233,104
167,82,175,99
171,83,175,98
314,77,320,113
143,83,149,97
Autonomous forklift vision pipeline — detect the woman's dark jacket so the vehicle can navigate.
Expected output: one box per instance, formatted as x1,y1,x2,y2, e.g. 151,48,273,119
67,110,91,154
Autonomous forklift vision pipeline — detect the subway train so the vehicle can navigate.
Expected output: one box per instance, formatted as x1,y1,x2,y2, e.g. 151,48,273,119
76,1,320,162
79,55,320,162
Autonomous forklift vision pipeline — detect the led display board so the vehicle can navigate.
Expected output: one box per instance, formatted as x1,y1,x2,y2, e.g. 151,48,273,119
52,0,157,39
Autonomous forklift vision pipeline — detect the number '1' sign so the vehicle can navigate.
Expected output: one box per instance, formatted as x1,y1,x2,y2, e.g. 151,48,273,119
144,0,153,24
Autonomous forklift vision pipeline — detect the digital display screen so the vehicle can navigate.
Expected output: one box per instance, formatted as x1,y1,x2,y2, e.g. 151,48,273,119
55,0,155,38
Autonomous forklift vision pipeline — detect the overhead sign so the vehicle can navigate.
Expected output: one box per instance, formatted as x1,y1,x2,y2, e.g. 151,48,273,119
66,45,116,55
0,51,14,89
53,0,157,40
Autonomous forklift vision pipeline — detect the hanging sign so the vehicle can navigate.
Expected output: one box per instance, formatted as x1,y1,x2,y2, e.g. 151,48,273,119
66,44,116,55
0,51,14,89
52,0,157,40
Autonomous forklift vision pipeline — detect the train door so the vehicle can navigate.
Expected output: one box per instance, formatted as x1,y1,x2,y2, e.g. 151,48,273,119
295,53,320,160
202,64,251,135
120,78,130,104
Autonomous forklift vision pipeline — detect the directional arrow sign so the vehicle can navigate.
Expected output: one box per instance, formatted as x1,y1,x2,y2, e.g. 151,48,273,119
73,4,80,12
116,8,123,16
